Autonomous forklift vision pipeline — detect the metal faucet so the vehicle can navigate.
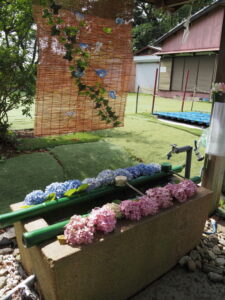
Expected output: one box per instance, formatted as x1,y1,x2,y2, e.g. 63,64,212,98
167,144,193,179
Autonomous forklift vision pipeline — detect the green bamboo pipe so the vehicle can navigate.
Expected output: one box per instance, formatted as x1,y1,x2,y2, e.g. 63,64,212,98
0,164,182,228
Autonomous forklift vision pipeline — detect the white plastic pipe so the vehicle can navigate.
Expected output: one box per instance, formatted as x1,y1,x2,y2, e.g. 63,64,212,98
2,274,36,300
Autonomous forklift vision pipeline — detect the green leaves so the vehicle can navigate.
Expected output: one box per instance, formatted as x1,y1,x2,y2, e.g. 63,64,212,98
45,193,56,202
103,27,112,34
64,184,89,197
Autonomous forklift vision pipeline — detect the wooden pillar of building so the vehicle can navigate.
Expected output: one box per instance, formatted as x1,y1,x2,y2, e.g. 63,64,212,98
202,8,225,214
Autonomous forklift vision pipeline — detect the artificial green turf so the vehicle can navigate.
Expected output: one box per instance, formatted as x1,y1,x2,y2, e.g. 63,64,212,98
50,141,137,180
126,93,212,115
0,153,64,213
92,115,204,178
17,132,101,151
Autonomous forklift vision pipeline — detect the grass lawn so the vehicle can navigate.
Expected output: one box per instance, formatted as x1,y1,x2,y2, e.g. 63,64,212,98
0,94,208,213
126,93,212,115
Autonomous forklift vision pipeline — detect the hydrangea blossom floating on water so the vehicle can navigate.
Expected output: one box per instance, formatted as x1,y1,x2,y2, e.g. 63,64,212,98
23,163,162,204
180,180,197,197
82,178,102,191
89,207,117,233
64,180,82,191
24,190,46,205
138,196,159,216
120,200,142,221
102,203,122,219
63,180,198,246
64,215,95,245
45,182,67,199
97,169,115,185
146,187,173,209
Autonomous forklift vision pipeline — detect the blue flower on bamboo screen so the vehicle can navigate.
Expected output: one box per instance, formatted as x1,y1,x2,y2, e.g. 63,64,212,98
115,18,125,25
95,69,107,78
71,69,84,78
109,90,117,99
79,43,89,50
74,11,84,21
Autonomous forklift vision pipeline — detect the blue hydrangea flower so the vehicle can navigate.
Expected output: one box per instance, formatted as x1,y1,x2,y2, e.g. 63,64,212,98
24,190,46,205
64,180,82,191
79,43,89,50
113,169,133,181
97,169,115,185
74,11,85,21
82,178,102,191
115,18,125,25
130,163,161,177
108,90,117,99
125,166,142,178
45,182,67,199
95,69,107,78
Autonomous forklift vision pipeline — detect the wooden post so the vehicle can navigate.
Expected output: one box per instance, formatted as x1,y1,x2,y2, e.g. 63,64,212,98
151,68,159,114
135,86,140,114
202,8,225,214
181,69,190,112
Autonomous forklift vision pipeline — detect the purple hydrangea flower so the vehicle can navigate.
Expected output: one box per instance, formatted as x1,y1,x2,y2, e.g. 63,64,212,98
24,190,46,205
97,169,115,185
141,163,161,176
125,166,142,178
45,182,67,199
64,180,82,191
82,178,102,191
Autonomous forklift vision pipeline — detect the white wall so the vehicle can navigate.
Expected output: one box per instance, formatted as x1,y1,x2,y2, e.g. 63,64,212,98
134,56,160,94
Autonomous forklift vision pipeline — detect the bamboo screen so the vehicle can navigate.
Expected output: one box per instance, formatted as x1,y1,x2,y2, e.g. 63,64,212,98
33,0,134,136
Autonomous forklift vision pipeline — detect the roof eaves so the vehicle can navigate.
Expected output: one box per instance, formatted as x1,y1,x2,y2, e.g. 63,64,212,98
154,0,225,45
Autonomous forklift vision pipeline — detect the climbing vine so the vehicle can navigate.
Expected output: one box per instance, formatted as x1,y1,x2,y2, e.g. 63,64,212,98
40,0,120,127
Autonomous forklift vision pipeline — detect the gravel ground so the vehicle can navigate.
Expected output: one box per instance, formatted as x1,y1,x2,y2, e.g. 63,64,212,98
131,266,225,300
1,220,225,300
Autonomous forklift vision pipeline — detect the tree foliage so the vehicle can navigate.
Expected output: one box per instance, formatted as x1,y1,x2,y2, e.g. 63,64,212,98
0,0,36,147
133,0,215,51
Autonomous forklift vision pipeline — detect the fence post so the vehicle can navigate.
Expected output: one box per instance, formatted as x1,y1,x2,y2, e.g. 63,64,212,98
151,68,159,114
135,86,140,114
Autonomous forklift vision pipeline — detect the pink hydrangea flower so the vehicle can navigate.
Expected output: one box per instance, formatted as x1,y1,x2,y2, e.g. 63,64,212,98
173,187,188,203
102,202,122,218
89,207,117,233
146,187,173,209
64,215,95,245
164,183,177,197
138,196,159,216
120,200,142,221
179,180,197,197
